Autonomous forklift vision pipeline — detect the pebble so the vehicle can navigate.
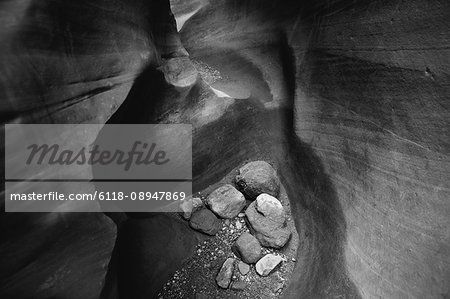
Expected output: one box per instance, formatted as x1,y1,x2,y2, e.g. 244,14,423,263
206,184,246,218
236,221,242,229
232,232,262,264
238,261,250,275
255,254,283,276
235,161,280,199
189,209,221,236
216,258,235,289
179,197,203,220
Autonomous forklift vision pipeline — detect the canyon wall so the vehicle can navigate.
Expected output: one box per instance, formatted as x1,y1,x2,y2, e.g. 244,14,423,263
0,1,190,298
0,0,185,124
294,0,450,297
0,0,449,298
177,0,450,297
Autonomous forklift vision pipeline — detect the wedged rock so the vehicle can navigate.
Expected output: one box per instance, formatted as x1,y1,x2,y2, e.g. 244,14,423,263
235,161,280,200
189,209,221,236
232,232,262,264
206,184,246,218
230,281,247,291
245,193,291,248
216,258,235,289
179,197,203,220
237,261,250,275
255,254,283,276
159,57,199,88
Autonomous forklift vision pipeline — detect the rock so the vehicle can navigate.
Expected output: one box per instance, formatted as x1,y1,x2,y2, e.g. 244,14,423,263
179,197,203,220
245,194,291,248
236,220,242,230
230,281,247,291
206,184,246,218
159,57,199,88
238,261,250,275
195,293,208,299
238,213,245,217
235,161,280,200
189,209,221,236
255,254,283,276
232,232,262,264
216,258,235,289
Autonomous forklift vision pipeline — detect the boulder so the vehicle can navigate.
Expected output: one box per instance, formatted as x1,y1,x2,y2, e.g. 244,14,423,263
159,57,198,88
179,197,203,220
232,232,262,264
237,261,250,275
206,184,246,218
189,209,221,235
235,161,280,200
216,258,235,289
255,254,283,276
245,194,291,248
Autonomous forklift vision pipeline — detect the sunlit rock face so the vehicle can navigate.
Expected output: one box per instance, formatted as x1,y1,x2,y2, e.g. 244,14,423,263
172,0,450,298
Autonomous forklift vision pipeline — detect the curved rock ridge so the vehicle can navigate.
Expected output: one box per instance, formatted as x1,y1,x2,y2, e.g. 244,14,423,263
0,0,187,124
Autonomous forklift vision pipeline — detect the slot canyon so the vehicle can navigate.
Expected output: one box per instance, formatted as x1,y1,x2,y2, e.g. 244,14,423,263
0,0,449,298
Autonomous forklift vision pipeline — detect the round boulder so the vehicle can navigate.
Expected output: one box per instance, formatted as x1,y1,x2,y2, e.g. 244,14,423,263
189,209,221,236
206,184,246,218
235,161,280,200
232,232,262,264
245,193,291,248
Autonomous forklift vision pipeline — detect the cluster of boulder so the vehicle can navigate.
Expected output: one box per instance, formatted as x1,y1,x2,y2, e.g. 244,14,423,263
179,161,292,289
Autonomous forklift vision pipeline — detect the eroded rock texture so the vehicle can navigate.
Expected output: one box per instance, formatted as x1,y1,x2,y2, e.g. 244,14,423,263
1,0,449,298
174,0,450,298
0,0,186,124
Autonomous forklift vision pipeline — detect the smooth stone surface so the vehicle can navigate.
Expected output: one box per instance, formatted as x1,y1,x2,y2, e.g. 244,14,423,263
245,194,291,248
255,254,283,277
232,232,262,264
235,161,280,200
216,258,235,289
238,261,250,275
206,184,246,218
179,197,203,220
189,209,221,236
